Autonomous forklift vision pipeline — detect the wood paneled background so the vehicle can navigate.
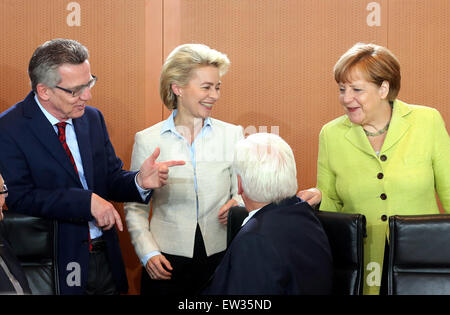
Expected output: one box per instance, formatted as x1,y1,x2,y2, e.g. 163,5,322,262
0,0,448,294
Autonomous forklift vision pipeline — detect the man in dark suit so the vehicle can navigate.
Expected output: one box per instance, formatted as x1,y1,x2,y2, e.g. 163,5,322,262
0,39,184,295
204,133,333,295
0,173,31,295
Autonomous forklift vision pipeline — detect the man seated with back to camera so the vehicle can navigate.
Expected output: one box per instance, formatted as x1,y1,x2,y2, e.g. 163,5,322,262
203,133,333,295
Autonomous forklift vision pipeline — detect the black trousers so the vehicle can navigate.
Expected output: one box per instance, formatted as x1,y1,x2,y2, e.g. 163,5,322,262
84,237,118,295
379,238,390,295
140,225,224,296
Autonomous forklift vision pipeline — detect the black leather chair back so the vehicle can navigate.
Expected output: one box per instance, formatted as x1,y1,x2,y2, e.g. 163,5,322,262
227,206,366,295
227,206,248,247
315,210,366,295
0,212,59,295
388,214,450,295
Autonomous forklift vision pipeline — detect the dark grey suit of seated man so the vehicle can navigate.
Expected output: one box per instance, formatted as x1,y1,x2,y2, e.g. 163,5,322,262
204,133,333,295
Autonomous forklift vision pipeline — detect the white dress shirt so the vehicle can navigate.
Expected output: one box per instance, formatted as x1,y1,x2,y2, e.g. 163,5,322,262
241,208,261,227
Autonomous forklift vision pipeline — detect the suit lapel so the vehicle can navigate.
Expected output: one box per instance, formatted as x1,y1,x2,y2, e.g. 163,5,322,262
344,119,375,157
23,93,82,185
73,116,94,189
380,100,411,153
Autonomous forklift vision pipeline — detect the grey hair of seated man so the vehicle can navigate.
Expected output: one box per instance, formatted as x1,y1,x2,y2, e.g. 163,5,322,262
233,133,298,204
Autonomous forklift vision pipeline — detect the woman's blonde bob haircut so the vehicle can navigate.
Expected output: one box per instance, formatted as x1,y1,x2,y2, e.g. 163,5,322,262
334,43,401,101
160,43,230,110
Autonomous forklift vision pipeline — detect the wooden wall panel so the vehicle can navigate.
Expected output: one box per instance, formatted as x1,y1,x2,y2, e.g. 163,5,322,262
388,0,450,123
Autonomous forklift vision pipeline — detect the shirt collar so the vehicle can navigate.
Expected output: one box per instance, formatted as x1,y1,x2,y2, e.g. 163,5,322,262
34,94,73,126
161,110,177,135
241,208,262,227
161,109,213,136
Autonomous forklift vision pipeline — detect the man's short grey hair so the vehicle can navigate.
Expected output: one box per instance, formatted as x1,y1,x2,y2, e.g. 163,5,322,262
233,133,298,204
28,38,89,91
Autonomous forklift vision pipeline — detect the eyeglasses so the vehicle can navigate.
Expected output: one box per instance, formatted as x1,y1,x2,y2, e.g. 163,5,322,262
0,184,7,197
54,75,97,97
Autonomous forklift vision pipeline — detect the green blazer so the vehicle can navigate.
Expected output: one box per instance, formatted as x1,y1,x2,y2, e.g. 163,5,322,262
317,99,450,295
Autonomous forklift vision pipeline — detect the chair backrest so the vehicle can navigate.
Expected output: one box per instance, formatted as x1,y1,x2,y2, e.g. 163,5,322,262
227,206,248,247
227,206,366,295
388,214,450,295
0,212,59,295
314,210,366,295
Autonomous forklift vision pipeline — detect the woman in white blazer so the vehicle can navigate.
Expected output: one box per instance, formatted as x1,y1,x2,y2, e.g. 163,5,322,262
124,44,244,295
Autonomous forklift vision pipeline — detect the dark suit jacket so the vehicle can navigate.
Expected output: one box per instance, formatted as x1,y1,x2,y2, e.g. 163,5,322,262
0,92,148,294
204,196,333,295
0,234,31,294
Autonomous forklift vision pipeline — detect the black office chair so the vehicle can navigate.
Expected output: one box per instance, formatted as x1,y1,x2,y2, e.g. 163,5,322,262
0,212,59,294
227,206,366,295
314,210,366,295
226,206,248,247
388,214,450,295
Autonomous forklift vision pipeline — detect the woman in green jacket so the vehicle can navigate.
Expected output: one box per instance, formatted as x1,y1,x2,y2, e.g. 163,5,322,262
315,43,450,295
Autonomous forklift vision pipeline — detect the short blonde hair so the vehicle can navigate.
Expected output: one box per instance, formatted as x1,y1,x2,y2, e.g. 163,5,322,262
334,43,401,101
159,44,230,110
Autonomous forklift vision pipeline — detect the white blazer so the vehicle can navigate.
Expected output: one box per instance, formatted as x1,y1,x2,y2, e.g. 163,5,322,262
125,117,244,260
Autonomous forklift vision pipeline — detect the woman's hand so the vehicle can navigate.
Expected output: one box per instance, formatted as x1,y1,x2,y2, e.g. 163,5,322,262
218,199,239,225
145,254,173,280
297,188,322,207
